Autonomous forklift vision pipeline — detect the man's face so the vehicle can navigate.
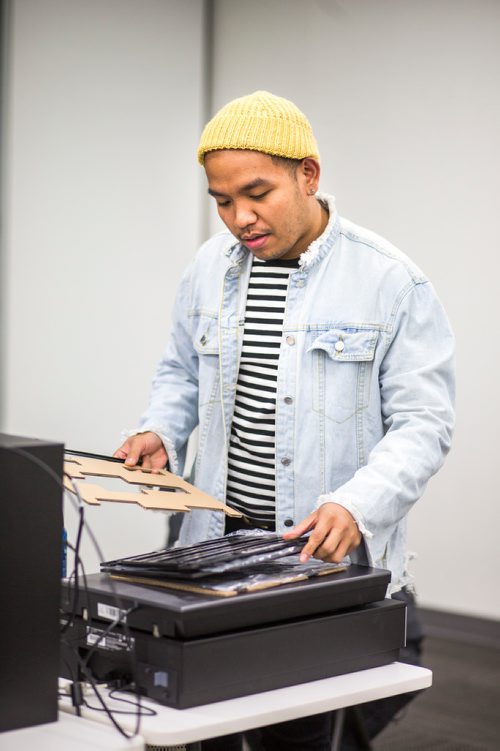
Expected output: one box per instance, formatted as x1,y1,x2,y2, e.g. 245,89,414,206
205,150,320,261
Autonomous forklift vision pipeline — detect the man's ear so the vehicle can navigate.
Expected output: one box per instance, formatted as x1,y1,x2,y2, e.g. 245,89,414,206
298,157,321,194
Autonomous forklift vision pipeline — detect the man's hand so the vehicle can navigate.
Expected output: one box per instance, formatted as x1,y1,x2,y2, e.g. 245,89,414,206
283,502,362,564
113,432,168,472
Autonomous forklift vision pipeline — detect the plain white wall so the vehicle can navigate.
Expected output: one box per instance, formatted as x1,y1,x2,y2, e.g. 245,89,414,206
2,0,205,571
210,0,500,620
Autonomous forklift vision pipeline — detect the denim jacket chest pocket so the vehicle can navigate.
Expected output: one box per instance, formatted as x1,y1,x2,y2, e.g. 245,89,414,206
192,315,220,407
307,328,379,423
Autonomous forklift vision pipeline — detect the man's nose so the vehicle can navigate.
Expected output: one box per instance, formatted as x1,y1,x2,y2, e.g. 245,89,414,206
234,202,257,230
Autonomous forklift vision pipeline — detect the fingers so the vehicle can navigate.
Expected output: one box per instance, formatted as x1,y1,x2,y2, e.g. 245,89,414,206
113,438,139,467
282,511,318,540
124,442,142,467
113,432,168,470
141,454,153,471
287,502,362,564
314,528,352,564
150,447,168,472
298,518,336,563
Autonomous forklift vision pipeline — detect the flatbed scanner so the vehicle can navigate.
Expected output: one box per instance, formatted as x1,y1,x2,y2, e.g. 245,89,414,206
60,563,405,708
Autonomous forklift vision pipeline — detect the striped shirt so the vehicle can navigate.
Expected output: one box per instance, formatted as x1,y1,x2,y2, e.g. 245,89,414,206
226,256,300,525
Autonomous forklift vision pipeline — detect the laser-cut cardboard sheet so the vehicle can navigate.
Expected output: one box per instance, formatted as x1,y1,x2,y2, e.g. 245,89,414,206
64,454,241,516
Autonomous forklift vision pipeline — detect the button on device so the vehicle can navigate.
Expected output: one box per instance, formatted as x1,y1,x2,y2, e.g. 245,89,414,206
281,457,291,466
334,339,345,353
284,519,294,527
286,335,295,346
284,396,293,405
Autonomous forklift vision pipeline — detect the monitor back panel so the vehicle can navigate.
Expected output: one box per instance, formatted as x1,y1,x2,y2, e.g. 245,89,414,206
0,434,63,732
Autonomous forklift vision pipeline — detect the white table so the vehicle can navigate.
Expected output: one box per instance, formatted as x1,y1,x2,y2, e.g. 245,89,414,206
0,711,145,750
59,662,432,747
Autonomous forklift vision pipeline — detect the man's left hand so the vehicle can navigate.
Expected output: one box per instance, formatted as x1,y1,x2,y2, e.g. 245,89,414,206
283,502,362,564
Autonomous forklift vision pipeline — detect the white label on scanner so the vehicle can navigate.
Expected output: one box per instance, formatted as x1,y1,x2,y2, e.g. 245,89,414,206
86,627,134,652
97,602,128,623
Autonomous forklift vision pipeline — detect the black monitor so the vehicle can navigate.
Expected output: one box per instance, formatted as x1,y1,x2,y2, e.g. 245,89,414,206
0,433,63,733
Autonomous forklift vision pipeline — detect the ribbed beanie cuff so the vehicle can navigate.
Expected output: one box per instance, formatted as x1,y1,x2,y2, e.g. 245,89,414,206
198,90,320,164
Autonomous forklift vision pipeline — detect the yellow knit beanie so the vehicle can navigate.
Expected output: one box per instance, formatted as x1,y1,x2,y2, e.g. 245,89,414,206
197,90,320,165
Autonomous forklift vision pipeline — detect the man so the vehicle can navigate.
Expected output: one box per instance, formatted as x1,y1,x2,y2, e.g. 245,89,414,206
115,91,455,750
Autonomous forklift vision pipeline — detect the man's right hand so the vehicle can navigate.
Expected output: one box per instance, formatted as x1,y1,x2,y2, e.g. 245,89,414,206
113,431,168,472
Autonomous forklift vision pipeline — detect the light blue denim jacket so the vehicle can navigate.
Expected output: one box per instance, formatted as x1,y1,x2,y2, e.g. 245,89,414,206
131,194,455,593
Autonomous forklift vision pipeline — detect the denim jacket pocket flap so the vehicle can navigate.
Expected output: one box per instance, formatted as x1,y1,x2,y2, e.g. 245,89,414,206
307,328,379,362
193,318,219,355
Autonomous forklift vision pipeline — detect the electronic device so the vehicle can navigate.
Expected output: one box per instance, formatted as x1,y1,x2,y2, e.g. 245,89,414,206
60,566,406,708
0,433,64,732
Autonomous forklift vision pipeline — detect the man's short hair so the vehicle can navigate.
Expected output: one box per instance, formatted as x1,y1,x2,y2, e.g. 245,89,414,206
270,155,302,177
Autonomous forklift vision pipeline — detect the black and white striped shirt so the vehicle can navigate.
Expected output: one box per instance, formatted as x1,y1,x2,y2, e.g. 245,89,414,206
226,257,299,524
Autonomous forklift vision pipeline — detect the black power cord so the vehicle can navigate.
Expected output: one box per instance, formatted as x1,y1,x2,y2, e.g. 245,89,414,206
85,685,158,717
64,540,91,621
61,505,85,635
76,658,140,739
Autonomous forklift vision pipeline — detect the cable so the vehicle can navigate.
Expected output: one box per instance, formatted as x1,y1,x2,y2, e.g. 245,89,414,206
59,539,91,722
60,503,85,635
85,687,157,717
59,540,91,722
64,540,91,620
109,688,157,717
61,641,150,738
76,658,137,739
83,700,156,717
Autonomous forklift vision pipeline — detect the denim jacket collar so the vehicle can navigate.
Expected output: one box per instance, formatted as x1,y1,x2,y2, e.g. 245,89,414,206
299,193,339,270
223,193,340,272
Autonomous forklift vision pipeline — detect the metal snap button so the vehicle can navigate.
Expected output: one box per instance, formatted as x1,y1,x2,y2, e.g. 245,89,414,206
284,518,294,527
281,457,291,466
286,335,295,346
284,396,293,405
334,339,345,353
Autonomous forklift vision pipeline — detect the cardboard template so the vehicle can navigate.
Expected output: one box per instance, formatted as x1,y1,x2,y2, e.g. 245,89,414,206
64,454,241,516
